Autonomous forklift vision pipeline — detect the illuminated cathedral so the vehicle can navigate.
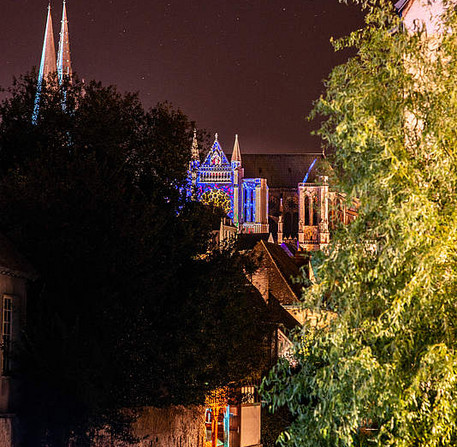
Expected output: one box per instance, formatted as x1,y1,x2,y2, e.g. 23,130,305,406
188,132,269,234
188,131,359,250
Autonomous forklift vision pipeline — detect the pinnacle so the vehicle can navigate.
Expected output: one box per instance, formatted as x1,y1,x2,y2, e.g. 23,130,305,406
231,133,242,164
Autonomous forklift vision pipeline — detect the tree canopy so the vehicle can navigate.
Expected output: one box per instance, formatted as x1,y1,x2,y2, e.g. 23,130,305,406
0,74,268,446
262,1,457,446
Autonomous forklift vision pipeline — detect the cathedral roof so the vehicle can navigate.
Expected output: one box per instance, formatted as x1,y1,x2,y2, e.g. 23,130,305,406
232,153,323,188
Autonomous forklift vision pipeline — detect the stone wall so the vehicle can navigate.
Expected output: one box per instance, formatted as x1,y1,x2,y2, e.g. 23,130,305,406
0,416,13,447
95,405,206,447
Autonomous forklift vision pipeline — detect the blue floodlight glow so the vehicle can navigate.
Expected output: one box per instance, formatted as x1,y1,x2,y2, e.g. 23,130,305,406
242,179,260,223
224,406,230,447
302,158,318,183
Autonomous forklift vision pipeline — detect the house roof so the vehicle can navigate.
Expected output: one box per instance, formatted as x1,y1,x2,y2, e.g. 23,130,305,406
0,233,37,280
262,241,304,299
267,294,300,331
252,240,306,305
227,153,323,188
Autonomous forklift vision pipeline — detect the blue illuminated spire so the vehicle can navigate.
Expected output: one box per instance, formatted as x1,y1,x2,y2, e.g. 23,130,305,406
33,3,57,124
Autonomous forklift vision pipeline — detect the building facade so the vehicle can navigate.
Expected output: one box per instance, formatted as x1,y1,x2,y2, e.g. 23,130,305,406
0,235,36,446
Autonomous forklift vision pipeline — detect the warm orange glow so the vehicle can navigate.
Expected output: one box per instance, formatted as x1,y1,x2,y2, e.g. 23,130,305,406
205,388,229,447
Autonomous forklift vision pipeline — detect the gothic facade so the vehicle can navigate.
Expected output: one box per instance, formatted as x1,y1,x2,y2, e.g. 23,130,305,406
188,133,269,234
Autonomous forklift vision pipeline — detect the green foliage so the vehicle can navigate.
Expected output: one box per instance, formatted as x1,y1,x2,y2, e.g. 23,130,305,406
261,406,293,447
0,74,268,446
262,1,457,446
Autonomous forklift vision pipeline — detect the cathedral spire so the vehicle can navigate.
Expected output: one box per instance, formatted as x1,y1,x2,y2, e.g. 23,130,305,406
57,0,72,84
33,3,57,124
231,134,242,164
191,129,199,161
39,3,57,82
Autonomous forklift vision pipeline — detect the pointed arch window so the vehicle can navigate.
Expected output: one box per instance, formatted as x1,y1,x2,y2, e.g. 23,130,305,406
312,195,319,226
304,195,310,226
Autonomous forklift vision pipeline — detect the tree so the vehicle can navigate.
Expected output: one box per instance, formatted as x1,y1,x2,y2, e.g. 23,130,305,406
0,74,268,446
261,1,457,446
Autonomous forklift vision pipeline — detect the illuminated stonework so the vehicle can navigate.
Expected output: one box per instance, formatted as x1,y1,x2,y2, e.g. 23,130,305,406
188,134,269,234
201,188,231,215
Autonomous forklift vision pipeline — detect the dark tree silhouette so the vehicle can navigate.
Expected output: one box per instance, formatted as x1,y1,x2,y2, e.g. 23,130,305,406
0,74,268,446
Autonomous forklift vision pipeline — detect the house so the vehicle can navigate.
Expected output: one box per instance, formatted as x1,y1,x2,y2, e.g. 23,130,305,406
0,234,36,446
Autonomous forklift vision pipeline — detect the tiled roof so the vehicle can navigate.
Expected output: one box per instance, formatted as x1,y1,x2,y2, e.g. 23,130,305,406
0,233,36,279
229,154,323,188
252,241,306,305
262,242,304,300
267,294,300,331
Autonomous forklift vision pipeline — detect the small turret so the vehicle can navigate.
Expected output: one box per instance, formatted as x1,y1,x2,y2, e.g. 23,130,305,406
231,134,242,166
231,134,244,227
278,198,284,245
191,129,199,162
188,129,200,200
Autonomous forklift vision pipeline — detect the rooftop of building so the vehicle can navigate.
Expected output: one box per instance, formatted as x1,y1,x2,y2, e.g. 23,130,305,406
267,294,301,332
251,240,307,305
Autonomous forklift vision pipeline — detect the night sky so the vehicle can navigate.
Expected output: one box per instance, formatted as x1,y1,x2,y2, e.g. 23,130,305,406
0,0,364,153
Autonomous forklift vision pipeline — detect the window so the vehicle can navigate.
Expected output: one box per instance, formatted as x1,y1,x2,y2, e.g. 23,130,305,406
305,196,310,226
2,296,12,375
